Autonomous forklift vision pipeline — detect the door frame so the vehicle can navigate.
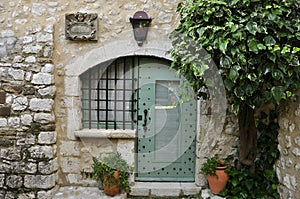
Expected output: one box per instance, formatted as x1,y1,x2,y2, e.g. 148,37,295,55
134,56,198,182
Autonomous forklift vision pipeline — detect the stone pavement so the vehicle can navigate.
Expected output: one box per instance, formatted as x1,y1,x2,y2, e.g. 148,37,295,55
53,186,225,199
53,186,126,199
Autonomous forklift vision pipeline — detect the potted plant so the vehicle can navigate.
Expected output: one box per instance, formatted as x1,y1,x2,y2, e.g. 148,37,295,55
92,152,133,196
200,156,229,194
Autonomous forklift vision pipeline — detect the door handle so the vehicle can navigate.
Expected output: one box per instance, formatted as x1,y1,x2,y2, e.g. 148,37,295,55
142,109,148,131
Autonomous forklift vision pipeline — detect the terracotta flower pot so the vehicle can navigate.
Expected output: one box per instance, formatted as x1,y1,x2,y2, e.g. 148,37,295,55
103,170,120,196
207,166,229,194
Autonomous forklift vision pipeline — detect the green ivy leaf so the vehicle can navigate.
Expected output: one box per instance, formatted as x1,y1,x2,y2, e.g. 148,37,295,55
229,67,239,82
246,21,258,35
220,39,229,54
220,55,232,68
257,43,266,50
271,86,284,104
248,37,259,53
263,36,276,46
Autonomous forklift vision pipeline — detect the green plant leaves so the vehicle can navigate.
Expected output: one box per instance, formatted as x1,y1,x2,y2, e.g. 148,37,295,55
263,36,276,46
246,21,258,35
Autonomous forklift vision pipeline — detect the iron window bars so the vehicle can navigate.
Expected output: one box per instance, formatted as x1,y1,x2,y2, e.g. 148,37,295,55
80,57,138,130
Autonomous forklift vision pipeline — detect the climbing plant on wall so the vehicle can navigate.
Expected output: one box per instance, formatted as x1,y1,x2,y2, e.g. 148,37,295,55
169,0,300,196
170,0,300,165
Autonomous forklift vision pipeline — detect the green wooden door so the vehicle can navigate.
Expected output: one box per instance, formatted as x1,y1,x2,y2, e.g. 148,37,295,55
136,57,197,182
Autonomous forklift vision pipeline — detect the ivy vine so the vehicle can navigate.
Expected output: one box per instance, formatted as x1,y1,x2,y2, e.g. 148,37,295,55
220,110,280,198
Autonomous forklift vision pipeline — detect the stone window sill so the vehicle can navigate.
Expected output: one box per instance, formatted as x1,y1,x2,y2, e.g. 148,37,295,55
74,129,136,139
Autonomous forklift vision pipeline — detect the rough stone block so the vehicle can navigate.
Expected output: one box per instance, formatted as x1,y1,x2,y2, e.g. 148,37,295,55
12,97,28,111
17,193,36,199
8,68,25,80
38,86,56,97
0,118,7,126
8,117,20,128
38,131,57,144
37,186,59,199
16,133,35,146
2,84,22,94
151,187,181,197
38,158,58,174
66,173,82,184
0,174,4,188
60,141,80,156
33,113,55,124
6,175,23,188
0,147,21,160
29,98,54,112
20,114,33,126
61,157,80,173
0,106,11,117
16,162,37,174
24,174,56,189
0,91,5,104
32,73,54,85
28,146,54,159
117,140,134,166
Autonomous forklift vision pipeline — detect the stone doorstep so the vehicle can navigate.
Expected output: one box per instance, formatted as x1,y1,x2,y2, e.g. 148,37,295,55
130,182,201,197
53,186,127,199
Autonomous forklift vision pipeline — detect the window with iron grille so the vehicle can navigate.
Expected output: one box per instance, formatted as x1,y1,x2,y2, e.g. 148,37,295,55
80,57,138,130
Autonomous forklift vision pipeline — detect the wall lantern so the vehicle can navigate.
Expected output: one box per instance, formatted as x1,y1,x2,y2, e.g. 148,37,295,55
130,11,152,46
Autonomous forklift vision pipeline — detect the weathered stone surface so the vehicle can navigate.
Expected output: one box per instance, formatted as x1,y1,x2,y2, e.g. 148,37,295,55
24,174,56,189
20,114,33,126
38,86,56,97
32,3,47,17
6,175,23,188
41,63,54,73
2,84,22,93
38,158,58,174
0,91,6,104
17,192,36,199
28,146,54,159
38,131,57,144
12,96,28,111
8,68,25,80
25,55,37,63
29,98,54,112
16,133,35,146
283,174,297,191
0,174,4,188
0,147,21,160
295,136,300,147
0,37,17,58
66,174,82,184
0,106,11,116
61,157,80,173
60,141,80,156
292,148,300,157
8,117,20,128
37,187,59,199
0,118,7,126
31,73,54,85
33,113,55,123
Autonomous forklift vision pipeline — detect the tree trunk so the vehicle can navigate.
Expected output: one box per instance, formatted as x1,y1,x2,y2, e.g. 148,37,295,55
238,104,257,173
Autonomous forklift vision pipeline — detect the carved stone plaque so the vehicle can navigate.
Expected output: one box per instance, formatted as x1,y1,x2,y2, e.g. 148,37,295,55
65,12,98,41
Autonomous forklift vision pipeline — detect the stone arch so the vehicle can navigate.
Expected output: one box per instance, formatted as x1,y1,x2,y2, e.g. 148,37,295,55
64,39,175,139
65,39,173,77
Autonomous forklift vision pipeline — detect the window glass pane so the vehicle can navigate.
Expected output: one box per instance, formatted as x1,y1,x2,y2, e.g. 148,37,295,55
80,57,137,130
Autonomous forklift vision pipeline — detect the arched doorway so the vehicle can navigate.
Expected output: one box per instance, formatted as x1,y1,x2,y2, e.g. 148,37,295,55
80,56,197,182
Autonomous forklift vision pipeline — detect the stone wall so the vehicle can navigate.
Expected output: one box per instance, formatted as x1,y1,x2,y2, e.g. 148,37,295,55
0,22,57,198
277,98,300,198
